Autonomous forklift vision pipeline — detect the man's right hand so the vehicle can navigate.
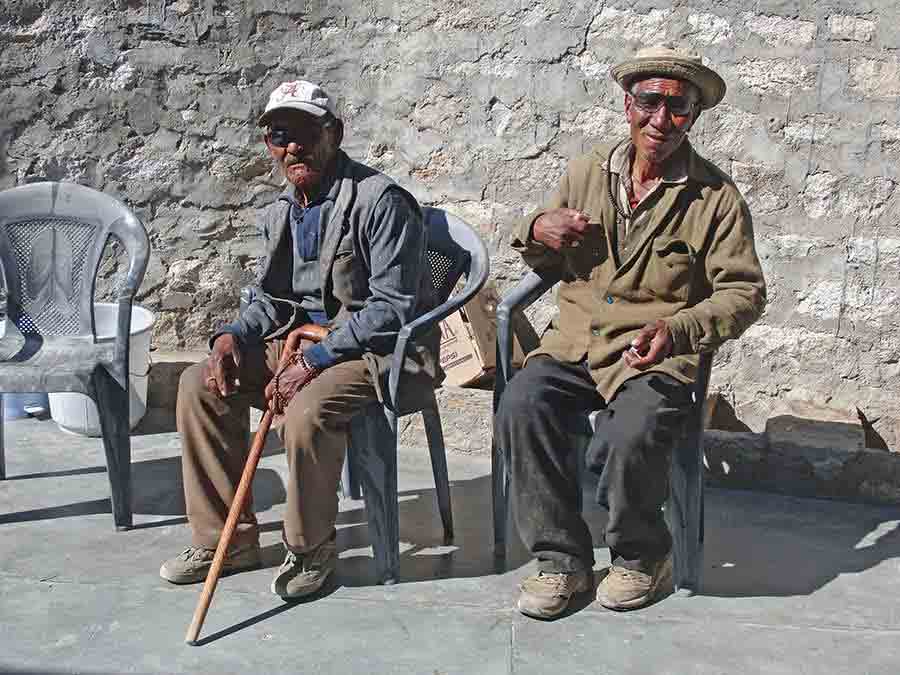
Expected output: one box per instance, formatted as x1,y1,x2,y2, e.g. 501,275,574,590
203,333,242,397
531,208,591,251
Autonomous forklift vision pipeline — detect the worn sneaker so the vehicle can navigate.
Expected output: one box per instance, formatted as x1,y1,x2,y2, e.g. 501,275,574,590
516,570,592,620
271,536,337,599
595,554,673,611
159,543,261,584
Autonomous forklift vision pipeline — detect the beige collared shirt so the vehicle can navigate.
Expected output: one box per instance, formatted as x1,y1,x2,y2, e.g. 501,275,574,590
609,140,690,245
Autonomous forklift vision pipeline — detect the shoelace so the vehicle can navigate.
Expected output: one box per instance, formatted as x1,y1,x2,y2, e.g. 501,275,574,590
178,547,211,562
609,566,649,582
533,572,575,591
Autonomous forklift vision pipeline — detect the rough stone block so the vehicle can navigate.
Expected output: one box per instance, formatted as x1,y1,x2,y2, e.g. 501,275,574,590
827,15,876,42
731,161,789,214
700,105,758,157
685,12,734,45
850,58,900,98
766,413,865,455
398,386,493,454
742,12,817,46
590,7,672,44
800,171,841,219
145,350,206,409
703,430,769,487
735,59,817,96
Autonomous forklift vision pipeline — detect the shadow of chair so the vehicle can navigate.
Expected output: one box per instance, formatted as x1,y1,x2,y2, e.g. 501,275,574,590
0,449,287,531
0,181,150,530
5,424,900,608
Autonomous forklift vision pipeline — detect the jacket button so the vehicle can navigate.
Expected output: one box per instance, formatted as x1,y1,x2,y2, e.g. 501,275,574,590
606,295,614,304
591,328,601,336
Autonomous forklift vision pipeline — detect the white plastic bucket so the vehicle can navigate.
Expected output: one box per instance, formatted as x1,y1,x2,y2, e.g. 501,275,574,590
1,393,50,420
48,304,156,437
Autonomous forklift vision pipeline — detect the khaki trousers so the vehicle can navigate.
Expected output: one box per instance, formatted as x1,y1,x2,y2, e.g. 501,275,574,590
176,338,377,552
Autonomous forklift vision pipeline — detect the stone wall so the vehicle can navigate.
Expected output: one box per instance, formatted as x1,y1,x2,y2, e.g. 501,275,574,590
2,0,898,448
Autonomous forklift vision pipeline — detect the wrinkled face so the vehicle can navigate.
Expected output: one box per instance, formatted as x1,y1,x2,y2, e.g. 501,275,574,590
264,109,342,194
624,77,700,166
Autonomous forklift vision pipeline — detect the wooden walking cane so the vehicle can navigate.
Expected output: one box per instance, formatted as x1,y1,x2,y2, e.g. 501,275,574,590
185,323,331,646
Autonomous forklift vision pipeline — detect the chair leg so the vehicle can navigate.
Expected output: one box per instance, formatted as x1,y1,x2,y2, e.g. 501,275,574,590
92,368,133,531
491,438,509,560
352,404,399,584
0,396,6,480
340,451,352,499
340,444,361,500
422,405,453,544
668,432,704,596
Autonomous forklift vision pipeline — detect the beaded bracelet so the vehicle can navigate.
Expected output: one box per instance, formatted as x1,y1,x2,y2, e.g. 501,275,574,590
271,351,322,414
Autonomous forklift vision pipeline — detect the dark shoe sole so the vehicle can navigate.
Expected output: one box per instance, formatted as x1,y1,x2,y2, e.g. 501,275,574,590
517,589,591,621
271,567,334,600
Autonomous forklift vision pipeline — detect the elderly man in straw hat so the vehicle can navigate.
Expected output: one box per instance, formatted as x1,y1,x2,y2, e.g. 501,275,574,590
159,80,440,598
496,46,766,617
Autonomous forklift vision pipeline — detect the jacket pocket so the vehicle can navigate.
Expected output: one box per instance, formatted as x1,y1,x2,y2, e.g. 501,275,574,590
645,237,696,302
331,238,369,305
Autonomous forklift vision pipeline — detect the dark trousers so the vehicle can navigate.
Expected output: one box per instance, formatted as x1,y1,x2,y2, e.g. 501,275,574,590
495,356,692,574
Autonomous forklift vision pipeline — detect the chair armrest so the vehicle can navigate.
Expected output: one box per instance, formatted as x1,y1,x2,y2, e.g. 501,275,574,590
495,269,561,399
111,222,150,388
116,220,151,301
388,239,490,408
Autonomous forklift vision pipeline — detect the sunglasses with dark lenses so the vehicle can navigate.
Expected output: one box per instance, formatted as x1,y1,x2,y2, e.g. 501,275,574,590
267,124,323,148
631,92,696,116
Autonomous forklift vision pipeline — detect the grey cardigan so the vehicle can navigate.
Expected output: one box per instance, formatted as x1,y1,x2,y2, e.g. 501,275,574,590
220,150,441,413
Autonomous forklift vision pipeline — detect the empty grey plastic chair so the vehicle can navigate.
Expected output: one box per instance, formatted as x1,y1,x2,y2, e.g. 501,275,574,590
491,269,713,594
0,181,150,530
242,206,489,584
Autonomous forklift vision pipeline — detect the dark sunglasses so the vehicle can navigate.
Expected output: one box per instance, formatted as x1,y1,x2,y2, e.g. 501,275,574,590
631,92,696,117
267,124,324,148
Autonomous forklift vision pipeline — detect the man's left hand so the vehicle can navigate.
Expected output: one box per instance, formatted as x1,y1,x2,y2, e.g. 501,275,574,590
622,320,673,369
264,355,319,417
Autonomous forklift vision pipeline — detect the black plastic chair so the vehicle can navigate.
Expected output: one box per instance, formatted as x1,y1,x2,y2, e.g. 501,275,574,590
0,181,150,530
242,206,489,583
491,269,713,594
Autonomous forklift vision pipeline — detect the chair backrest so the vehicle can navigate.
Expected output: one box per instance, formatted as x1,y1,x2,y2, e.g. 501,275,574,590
421,207,489,305
0,182,149,339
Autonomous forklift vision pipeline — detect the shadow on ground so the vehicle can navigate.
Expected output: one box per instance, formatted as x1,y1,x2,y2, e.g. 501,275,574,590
3,439,900,601
0,432,287,529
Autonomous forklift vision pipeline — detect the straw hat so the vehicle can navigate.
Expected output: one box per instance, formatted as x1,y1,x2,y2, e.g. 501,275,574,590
610,45,726,110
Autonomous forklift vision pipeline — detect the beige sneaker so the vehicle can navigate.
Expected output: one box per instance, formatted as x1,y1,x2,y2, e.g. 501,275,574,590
271,536,337,599
159,543,261,584
595,554,673,611
516,570,592,620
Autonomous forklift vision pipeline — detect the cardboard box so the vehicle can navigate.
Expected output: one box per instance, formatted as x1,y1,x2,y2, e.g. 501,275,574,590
438,282,534,387
438,309,488,387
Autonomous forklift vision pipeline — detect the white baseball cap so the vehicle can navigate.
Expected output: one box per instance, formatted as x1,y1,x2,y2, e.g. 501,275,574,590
258,80,339,126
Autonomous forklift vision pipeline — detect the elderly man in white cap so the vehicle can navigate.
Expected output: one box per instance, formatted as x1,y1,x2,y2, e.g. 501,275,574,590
160,80,440,599
496,46,767,617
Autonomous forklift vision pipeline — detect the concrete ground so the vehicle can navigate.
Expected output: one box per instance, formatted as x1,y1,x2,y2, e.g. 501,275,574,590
2,414,900,675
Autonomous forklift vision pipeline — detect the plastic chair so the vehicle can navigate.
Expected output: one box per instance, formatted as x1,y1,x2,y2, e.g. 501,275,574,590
491,269,713,594
242,206,489,583
0,181,150,530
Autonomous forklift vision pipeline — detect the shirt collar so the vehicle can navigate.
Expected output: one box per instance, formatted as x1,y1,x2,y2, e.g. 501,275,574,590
278,152,345,209
606,139,691,186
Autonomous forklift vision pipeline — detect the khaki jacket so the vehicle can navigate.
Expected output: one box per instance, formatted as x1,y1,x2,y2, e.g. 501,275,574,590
512,139,766,401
